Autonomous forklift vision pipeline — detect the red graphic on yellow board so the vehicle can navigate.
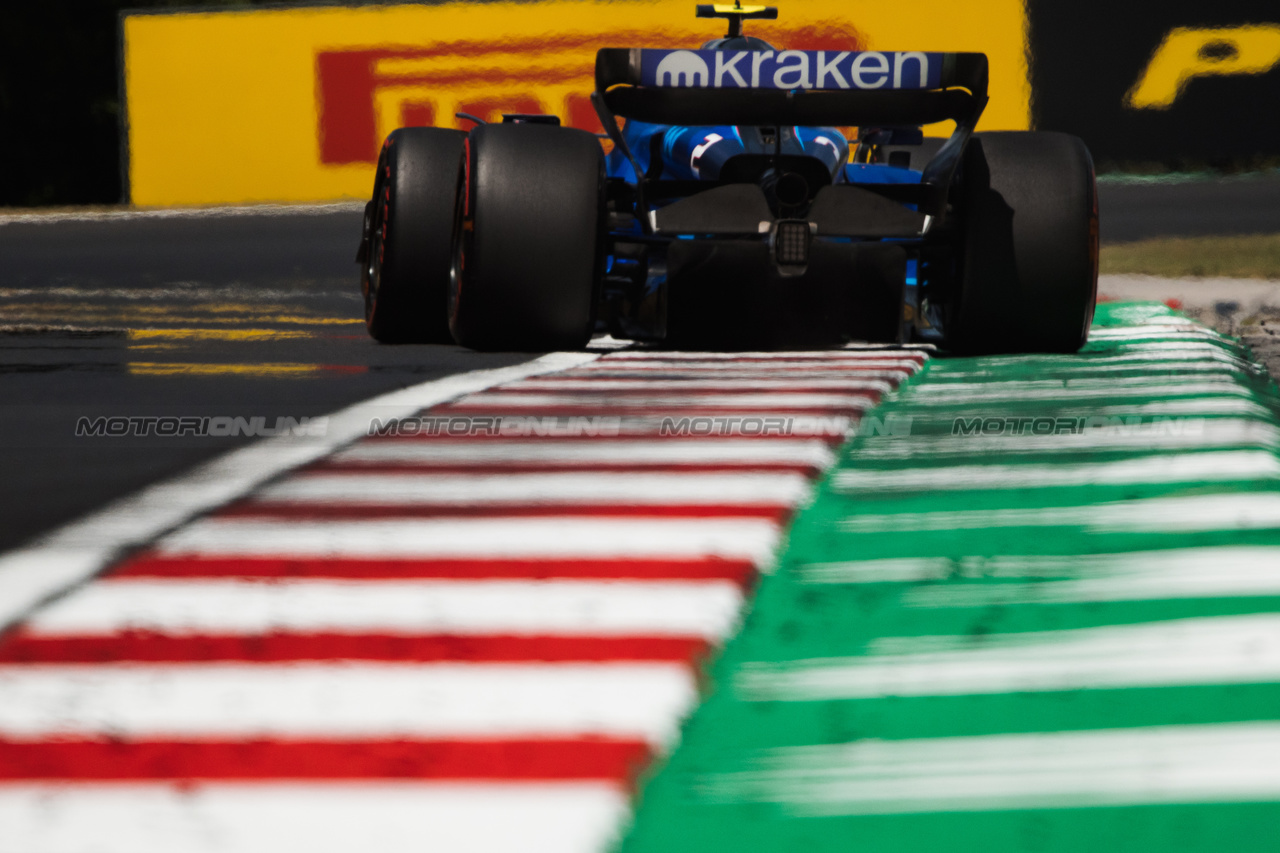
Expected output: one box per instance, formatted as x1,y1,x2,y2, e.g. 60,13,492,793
123,1,1028,206
314,25,865,166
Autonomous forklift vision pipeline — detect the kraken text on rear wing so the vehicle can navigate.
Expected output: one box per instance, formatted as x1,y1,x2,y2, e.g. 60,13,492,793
595,48,986,126
637,49,945,91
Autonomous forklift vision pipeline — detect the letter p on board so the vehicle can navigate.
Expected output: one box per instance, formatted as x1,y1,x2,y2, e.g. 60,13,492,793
1125,24,1280,109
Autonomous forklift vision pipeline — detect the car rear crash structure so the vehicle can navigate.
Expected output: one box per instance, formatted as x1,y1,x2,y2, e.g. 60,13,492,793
359,3,1099,354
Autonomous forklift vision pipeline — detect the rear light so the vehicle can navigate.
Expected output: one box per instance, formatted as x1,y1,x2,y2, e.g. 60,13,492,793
774,219,811,267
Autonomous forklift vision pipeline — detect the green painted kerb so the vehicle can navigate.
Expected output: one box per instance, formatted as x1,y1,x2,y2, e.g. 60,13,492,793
619,302,1280,853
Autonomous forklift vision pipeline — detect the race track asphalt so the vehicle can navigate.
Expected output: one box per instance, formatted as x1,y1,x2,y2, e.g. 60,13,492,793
0,206,534,553
1098,171,1280,244
1,169,1276,552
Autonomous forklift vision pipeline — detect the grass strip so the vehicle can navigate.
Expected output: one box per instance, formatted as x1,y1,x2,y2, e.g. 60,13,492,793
1102,233,1280,279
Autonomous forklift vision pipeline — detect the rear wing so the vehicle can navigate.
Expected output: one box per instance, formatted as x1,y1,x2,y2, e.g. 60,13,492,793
591,48,989,228
594,48,987,127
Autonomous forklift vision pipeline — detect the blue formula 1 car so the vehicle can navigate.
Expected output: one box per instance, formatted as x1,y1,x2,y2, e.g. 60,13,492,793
359,3,1098,353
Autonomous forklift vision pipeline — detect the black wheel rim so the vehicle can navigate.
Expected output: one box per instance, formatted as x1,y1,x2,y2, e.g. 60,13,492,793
365,185,388,324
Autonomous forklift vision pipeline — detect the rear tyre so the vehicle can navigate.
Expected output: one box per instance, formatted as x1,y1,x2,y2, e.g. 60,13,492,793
450,123,605,351
362,127,466,343
945,131,1098,355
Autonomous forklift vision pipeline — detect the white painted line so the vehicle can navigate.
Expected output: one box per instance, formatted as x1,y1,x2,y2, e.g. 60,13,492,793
799,546,1280,608
1091,328,1221,340
925,361,1248,382
855,417,1280,459
838,492,1280,535
911,373,1249,390
922,367,1252,386
832,450,1280,492
798,546,1280,586
0,201,366,226
1043,398,1273,418
253,471,812,506
937,340,1234,358
506,378,896,393
0,782,628,853
796,556,971,584
329,439,837,468
1091,333,1231,347
0,662,695,742
905,380,1252,404
705,722,1280,815
1089,323,1220,338
841,341,935,352
736,614,1280,701
0,352,601,633
154,517,782,563
602,351,925,361
28,579,744,639
447,392,878,410
1080,340,1236,355
907,400,1267,423
564,368,915,381
573,361,919,373
904,555,1280,607
927,348,1253,373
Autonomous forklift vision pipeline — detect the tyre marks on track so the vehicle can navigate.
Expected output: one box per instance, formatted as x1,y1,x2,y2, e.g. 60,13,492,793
0,283,366,380
0,345,923,853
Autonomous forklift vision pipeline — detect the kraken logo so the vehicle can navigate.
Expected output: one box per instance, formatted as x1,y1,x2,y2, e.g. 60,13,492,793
1125,24,1280,109
655,50,710,87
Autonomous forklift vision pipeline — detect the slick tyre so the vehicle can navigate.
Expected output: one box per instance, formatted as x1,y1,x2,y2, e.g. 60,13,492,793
449,123,605,351
362,127,466,343
947,131,1099,355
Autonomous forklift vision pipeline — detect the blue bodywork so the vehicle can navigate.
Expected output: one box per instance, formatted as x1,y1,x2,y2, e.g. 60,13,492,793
590,23,959,345
585,15,996,346
607,121,847,182
602,116,934,342
606,120,923,188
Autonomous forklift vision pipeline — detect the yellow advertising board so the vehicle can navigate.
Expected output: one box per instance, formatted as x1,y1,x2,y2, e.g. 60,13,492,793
123,0,1029,207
